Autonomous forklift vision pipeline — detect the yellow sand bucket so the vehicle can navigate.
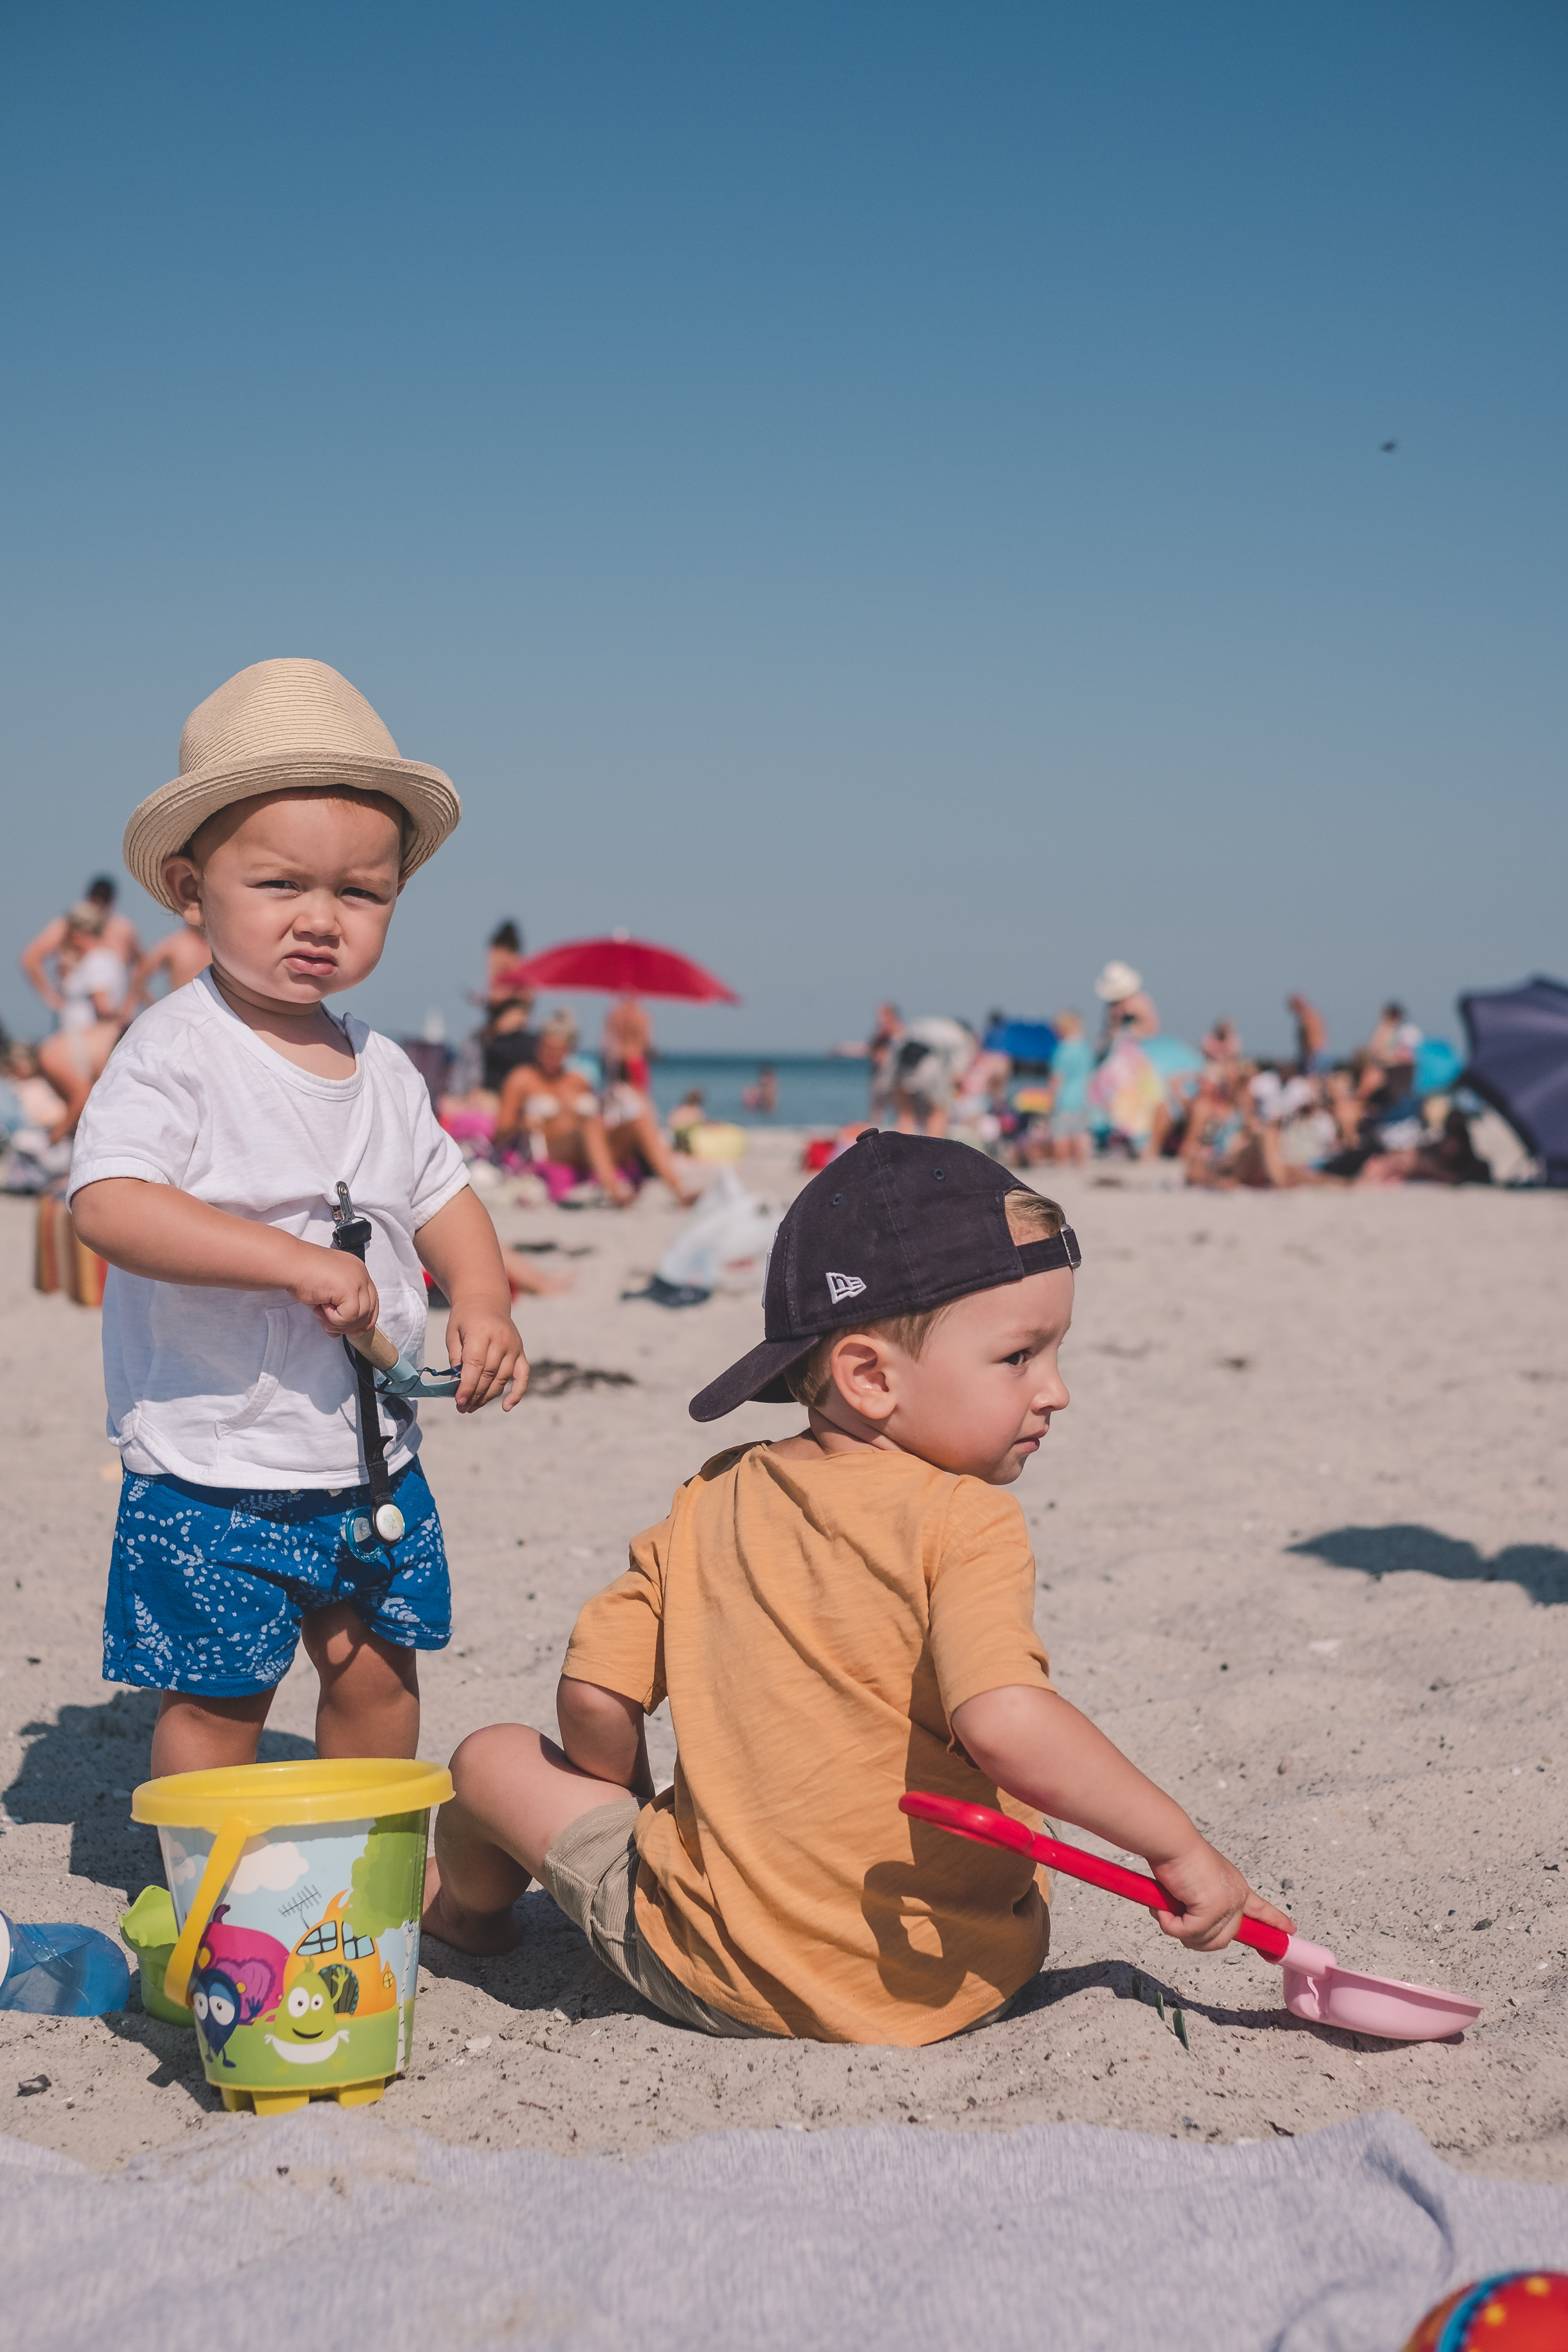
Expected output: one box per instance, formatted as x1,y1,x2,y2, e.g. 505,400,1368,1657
132,1759,452,2116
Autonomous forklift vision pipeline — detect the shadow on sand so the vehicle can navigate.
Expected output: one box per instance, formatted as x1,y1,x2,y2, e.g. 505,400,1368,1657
3,1686,314,1897
1288,1523,1568,1606
1021,1958,1448,2053
416,1886,665,2026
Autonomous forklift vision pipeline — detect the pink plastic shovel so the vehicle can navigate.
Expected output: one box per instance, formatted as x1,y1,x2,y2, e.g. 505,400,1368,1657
900,1792,1483,2042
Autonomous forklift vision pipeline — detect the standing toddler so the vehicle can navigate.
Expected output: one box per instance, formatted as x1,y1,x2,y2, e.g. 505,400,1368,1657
71,658,526,1776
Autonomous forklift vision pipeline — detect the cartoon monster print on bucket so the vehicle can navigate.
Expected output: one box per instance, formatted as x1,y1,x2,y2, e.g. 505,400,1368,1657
132,1760,452,2112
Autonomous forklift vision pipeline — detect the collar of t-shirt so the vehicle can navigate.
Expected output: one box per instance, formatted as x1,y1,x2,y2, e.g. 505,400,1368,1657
197,968,362,1094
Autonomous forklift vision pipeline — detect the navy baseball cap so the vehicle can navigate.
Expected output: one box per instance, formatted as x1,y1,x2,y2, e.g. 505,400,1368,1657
689,1129,1081,1422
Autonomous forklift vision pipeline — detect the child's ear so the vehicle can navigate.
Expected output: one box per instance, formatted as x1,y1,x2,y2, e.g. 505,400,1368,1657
828,1333,896,1424
162,856,204,923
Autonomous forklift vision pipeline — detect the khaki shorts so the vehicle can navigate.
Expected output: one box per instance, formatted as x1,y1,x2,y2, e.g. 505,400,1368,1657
540,1797,1027,2043
541,1798,774,2038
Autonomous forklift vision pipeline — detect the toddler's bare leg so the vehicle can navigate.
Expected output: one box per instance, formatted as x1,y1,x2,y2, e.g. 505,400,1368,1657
151,1687,274,1777
423,1723,632,1955
302,1603,420,1759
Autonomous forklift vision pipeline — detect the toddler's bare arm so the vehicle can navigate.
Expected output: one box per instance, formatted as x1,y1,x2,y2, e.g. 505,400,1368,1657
71,1176,377,1337
557,1676,655,1804
414,1186,528,1413
950,1683,1292,1952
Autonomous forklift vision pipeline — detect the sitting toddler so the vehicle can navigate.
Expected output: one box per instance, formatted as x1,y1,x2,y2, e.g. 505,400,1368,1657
425,1129,1287,2042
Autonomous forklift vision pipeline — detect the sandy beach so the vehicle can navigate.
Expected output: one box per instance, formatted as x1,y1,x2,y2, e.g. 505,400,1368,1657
3,1133,1564,2181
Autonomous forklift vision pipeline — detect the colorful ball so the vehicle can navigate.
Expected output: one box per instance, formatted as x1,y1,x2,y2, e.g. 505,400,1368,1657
1402,2271,1568,2351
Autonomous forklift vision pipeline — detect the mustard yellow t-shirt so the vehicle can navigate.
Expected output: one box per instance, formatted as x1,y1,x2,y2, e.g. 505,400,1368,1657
561,1440,1054,2045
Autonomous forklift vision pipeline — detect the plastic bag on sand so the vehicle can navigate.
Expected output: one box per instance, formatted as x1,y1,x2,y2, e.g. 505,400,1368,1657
656,1169,779,1298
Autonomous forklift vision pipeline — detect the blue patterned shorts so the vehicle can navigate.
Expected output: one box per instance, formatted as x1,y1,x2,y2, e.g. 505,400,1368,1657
103,1455,451,1695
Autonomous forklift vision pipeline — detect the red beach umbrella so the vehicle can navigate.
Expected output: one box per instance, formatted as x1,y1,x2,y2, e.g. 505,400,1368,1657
497,933,740,1004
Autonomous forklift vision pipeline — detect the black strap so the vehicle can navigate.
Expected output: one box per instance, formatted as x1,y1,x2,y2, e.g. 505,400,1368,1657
329,1209,397,1533
1015,1225,1082,1275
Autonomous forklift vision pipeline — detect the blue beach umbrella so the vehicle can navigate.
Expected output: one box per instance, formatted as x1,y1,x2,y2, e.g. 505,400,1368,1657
982,1020,1058,1066
1459,977,1568,1185
1412,1038,1463,1096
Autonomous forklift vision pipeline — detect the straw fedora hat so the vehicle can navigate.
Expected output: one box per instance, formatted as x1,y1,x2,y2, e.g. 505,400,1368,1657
124,658,461,911
1093,959,1143,1003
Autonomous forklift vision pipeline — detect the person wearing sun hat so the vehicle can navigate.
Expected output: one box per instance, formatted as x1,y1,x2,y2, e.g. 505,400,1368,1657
69,658,528,1778
1093,958,1159,1048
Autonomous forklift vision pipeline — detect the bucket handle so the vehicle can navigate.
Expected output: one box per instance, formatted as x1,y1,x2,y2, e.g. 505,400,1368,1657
163,1817,252,2011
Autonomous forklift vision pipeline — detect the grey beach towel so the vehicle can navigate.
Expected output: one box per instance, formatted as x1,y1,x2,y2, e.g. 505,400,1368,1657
4,2107,1565,2351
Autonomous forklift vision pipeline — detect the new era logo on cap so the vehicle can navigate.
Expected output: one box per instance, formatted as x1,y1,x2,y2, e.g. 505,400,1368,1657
825,1270,867,1305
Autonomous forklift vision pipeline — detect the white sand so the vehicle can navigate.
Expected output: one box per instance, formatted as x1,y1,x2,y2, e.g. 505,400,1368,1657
2,1137,1564,2178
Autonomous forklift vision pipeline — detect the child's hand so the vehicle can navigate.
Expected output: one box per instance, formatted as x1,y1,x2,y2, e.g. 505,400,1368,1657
1147,1838,1295,1952
445,1301,529,1413
290,1241,379,1339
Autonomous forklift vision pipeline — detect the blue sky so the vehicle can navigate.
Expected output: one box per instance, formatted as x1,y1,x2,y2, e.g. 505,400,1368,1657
2,2,1563,1056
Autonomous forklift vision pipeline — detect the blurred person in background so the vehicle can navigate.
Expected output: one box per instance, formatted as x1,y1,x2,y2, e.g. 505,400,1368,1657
22,873,141,1016
1358,1000,1422,1106
127,917,211,1011
442,923,531,1103
1366,999,1422,1067
37,900,129,1141
481,987,539,1094
1093,960,1159,1046
891,1016,975,1137
1044,1012,1093,1165
485,919,524,1002
0,1040,71,1189
602,991,653,1090
670,1087,708,1149
1090,964,1164,1155
950,1033,1012,1152
867,1000,902,1121
2,1041,65,1132
741,1063,779,1115
1287,991,1331,1074
494,1012,699,1207
1357,1107,1493,1189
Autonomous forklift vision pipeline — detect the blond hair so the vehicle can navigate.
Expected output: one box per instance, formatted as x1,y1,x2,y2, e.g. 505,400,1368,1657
785,1186,1066,1410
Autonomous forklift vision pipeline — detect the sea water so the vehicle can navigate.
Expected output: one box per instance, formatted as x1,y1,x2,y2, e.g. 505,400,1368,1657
647,1053,874,1131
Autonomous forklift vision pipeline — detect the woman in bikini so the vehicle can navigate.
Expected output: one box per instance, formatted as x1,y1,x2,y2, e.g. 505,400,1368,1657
38,902,130,1141
492,1014,701,1207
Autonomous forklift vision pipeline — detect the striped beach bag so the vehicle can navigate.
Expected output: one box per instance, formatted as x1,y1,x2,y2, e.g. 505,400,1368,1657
34,1193,107,1307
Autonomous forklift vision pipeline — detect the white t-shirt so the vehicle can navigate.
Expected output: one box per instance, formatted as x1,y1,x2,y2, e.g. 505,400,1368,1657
68,972,469,1488
61,948,127,1030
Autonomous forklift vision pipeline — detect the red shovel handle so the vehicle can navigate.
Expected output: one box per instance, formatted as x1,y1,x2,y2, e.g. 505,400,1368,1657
899,1791,1291,1964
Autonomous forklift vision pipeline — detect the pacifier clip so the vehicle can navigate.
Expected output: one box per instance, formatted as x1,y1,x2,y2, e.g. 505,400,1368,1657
328,1181,407,1555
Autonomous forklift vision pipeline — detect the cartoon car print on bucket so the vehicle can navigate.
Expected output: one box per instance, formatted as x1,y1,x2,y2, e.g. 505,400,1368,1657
284,1889,398,2016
